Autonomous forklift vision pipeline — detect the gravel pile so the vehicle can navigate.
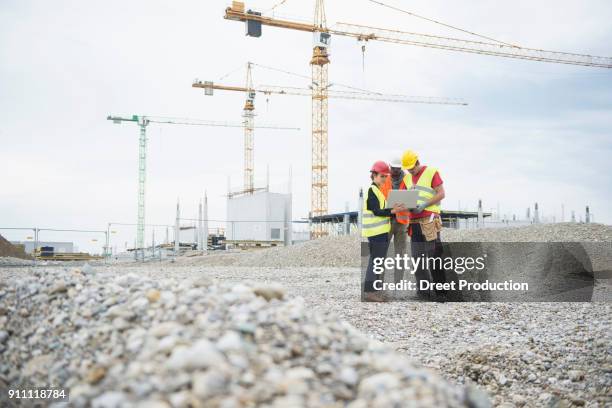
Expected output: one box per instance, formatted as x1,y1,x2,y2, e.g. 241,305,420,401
0,266,486,407
0,234,31,260
442,223,612,242
185,235,360,268
184,224,610,270
0,257,34,267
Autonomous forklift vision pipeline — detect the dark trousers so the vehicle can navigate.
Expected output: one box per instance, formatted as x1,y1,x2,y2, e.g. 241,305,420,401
364,232,390,292
410,223,446,294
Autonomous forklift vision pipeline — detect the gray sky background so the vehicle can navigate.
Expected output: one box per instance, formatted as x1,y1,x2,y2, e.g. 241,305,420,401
1,0,611,253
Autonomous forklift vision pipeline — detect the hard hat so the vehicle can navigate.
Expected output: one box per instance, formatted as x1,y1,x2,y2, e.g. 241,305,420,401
370,161,390,175
401,150,419,170
389,157,402,168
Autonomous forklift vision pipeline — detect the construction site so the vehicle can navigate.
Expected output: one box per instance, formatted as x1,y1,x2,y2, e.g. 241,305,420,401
1,1,611,407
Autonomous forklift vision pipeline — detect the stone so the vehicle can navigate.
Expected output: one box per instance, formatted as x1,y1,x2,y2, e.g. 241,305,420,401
49,280,68,295
146,289,161,303
91,391,127,408
338,367,359,386
568,370,585,382
192,371,228,399
358,373,401,397
217,331,243,352
464,385,492,408
253,283,285,301
165,340,225,371
87,366,107,384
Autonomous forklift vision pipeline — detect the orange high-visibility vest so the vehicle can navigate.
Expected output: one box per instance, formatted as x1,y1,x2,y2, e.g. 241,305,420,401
380,176,392,198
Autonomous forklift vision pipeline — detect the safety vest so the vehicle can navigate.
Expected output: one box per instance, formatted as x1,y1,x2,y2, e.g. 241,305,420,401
403,166,441,215
380,176,392,198
361,184,391,237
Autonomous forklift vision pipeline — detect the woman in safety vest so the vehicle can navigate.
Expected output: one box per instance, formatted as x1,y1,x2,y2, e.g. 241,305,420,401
362,161,406,302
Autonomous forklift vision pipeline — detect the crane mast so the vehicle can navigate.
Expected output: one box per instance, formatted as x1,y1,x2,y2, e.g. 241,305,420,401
243,62,256,194
311,0,330,238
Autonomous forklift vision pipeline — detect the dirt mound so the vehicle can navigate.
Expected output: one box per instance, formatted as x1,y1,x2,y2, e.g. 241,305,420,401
0,234,31,260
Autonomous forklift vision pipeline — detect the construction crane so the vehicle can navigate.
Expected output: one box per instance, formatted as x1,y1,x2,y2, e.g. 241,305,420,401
107,114,299,259
194,63,467,236
223,1,612,238
204,62,301,196
194,70,466,237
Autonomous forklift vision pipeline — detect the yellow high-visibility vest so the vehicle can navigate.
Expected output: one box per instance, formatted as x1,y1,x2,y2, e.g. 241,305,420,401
361,184,391,237
403,167,441,214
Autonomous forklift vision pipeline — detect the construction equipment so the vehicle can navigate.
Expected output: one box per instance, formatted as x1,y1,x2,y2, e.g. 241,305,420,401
223,1,612,237
33,248,103,261
200,62,302,196
107,114,298,259
194,65,466,236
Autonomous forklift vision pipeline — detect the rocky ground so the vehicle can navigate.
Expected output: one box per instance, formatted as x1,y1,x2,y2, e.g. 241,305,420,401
0,266,484,408
0,223,610,407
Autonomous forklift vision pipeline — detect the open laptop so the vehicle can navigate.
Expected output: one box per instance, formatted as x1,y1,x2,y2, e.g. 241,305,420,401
385,189,420,209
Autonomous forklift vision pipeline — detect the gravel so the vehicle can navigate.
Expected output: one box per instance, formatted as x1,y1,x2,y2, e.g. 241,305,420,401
0,257,34,267
0,266,481,408
179,223,612,270
181,235,361,268
1,223,610,407
442,223,612,242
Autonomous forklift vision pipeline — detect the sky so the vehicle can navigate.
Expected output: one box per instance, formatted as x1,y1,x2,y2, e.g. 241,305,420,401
1,0,611,253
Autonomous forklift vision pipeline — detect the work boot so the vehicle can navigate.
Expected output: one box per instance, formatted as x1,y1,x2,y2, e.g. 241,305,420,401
363,292,386,302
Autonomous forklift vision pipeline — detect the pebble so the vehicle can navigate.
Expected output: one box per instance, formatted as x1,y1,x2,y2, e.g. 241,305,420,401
253,283,286,301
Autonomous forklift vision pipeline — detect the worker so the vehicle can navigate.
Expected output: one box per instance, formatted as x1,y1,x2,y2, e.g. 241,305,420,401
401,150,447,301
381,158,409,284
361,161,406,302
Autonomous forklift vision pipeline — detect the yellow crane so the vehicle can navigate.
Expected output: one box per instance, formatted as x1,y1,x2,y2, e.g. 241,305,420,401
194,63,467,236
223,1,611,238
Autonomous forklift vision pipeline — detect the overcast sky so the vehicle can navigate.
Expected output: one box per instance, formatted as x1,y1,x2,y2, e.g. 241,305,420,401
1,0,611,252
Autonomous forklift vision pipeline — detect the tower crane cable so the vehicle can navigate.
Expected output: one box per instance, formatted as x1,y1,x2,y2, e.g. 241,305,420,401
365,0,519,48
265,0,290,14
217,63,246,81
251,62,399,96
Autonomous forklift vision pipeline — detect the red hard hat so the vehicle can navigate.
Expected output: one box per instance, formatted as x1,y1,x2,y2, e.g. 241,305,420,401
370,160,390,175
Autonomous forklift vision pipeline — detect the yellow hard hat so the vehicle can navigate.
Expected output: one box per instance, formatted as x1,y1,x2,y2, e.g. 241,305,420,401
401,150,419,170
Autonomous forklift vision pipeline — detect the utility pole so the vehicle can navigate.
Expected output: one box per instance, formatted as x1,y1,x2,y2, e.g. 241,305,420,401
585,206,590,224
198,199,204,251
203,192,209,253
561,204,565,223
174,199,180,256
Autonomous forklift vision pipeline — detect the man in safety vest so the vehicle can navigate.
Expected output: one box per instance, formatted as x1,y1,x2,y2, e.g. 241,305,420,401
401,150,447,301
381,158,409,284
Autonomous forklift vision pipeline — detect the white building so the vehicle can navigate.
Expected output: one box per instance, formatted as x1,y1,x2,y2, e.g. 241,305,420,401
226,191,291,244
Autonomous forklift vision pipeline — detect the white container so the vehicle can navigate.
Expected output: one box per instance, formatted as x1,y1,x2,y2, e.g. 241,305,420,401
226,191,291,242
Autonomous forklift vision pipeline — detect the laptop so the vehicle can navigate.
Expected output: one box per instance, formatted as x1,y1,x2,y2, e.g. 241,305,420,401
385,189,420,209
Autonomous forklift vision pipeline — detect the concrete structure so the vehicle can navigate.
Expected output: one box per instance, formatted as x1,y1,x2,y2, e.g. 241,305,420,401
226,191,291,244
11,241,74,254
178,225,197,245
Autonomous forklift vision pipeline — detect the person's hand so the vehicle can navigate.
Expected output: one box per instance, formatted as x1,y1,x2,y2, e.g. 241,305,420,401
412,202,427,214
391,203,406,214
